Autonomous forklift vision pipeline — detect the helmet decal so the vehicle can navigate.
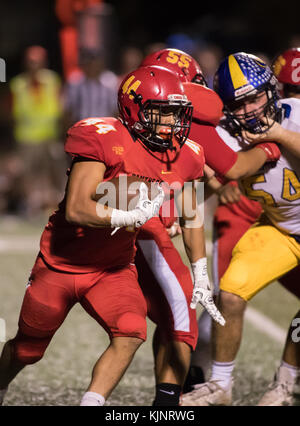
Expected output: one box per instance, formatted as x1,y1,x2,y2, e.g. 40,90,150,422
121,75,142,100
228,54,248,89
141,48,206,86
214,52,282,134
118,65,193,152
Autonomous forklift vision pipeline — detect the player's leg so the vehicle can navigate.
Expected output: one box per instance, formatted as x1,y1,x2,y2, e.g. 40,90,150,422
136,222,198,406
0,340,24,404
279,267,300,369
0,255,76,404
79,264,147,405
188,210,254,386
151,327,191,406
152,327,191,384
257,267,300,405
183,311,210,391
215,226,300,361
181,224,300,406
82,336,143,405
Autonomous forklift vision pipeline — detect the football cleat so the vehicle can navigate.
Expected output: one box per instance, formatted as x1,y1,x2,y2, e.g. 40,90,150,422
257,367,296,406
180,379,233,406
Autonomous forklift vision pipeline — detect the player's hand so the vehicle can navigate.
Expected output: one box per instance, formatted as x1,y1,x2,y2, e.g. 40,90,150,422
241,117,284,143
190,258,225,326
134,183,165,227
217,182,242,204
110,183,165,231
166,222,182,238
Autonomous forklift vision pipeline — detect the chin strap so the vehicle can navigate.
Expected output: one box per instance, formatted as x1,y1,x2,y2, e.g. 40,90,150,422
130,90,143,108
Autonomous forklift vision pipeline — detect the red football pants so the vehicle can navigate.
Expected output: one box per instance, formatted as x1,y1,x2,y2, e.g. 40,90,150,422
11,255,147,364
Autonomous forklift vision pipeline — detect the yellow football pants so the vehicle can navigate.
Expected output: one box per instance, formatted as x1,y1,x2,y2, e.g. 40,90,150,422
219,223,300,301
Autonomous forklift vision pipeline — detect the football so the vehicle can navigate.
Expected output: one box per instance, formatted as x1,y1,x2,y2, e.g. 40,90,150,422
94,174,162,211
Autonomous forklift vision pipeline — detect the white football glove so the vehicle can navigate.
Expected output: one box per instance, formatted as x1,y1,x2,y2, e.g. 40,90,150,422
111,182,164,230
190,257,226,326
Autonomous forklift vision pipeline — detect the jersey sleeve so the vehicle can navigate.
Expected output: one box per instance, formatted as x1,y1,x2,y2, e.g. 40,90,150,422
192,146,205,180
65,120,107,163
189,121,238,177
183,82,223,126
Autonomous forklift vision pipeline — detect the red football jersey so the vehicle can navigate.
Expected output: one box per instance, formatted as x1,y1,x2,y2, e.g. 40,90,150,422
189,121,238,177
39,117,205,273
183,83,223,127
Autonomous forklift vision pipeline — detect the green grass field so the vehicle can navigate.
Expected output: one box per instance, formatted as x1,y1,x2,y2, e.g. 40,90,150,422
0,216,299,406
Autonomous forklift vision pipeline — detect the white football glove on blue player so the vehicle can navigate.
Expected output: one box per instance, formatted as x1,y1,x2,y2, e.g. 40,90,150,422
111,182,164,230
190,257,226,326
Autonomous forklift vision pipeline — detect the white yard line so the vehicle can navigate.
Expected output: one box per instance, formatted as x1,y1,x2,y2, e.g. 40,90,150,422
245,306,287,345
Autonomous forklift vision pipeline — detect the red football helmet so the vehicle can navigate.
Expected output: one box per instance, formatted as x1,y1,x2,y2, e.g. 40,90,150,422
118,65,193,152
272,48,300,96
141,48,207,86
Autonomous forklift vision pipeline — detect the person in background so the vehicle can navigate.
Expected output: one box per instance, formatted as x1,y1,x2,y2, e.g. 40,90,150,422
9,45,65,217
117,46,144,84
63,48,118,129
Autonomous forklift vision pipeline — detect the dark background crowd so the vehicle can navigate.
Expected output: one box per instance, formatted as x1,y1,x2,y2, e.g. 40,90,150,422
0,0,299,219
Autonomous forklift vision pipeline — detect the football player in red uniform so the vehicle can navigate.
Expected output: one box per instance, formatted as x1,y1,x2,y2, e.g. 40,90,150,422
136,48,281,399
0,65,223,406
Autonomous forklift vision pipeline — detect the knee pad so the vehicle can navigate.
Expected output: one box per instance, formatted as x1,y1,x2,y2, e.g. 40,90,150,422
116,313,147,339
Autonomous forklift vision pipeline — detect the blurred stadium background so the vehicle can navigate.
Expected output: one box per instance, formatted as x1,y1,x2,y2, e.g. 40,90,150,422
0,0,300,406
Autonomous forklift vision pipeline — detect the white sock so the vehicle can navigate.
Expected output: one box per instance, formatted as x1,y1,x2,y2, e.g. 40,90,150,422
80,391,105,406
210,361,235,389
279,361,299,382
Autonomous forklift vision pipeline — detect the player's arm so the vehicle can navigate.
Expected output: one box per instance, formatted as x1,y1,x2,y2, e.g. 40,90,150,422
203,164,241,203
205,174,242,204
241,117,300,159
65,160,112,227
175,180,225,326
65,160,164,229
191,123,280,180
227,147,275,179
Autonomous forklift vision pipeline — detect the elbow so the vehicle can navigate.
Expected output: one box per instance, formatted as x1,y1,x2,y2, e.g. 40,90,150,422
65,205,83,225
65,210,79,225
